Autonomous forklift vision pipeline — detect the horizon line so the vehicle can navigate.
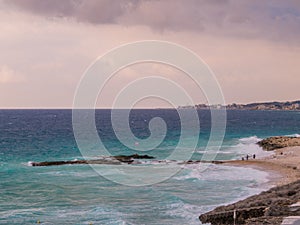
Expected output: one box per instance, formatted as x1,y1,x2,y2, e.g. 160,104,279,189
0,99,299,110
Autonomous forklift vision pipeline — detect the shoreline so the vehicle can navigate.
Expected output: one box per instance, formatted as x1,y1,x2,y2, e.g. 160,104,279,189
223,146,300,186
199,136,300,225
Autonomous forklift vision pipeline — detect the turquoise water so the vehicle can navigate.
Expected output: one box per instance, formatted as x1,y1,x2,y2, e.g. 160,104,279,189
0,109,299,224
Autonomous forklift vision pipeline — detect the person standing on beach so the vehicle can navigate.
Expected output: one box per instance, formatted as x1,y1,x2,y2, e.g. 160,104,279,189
246,154,249,160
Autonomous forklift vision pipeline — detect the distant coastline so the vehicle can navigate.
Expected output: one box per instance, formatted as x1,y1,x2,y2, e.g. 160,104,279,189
179,100,300,111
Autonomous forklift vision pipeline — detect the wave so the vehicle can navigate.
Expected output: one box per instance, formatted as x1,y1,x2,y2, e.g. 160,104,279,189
239,136,262,144
165,201,207,224
285,133,300,137
196,136,270,160
173,163,270,185
173,163,204,181
218,136,272,160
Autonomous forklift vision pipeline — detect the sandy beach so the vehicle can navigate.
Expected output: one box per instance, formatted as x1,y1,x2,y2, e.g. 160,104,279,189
224,146,300,186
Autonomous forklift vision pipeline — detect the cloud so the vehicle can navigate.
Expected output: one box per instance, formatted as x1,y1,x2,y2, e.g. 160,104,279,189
4,0,140,23
0,1,299,107
3,0,76,17
3,0,230,30
3,0,300,43
0,65,23,84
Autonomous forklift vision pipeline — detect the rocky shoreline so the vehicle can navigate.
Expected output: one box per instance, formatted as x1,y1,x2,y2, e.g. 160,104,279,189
258,136,300,151
199,180,300,225
199,136,300,225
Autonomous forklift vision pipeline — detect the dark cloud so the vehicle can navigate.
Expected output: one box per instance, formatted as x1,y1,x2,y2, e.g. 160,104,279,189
4,0,300,42
119,0,230,31
5,0,77,17
3,0,231,29
5,0,141,23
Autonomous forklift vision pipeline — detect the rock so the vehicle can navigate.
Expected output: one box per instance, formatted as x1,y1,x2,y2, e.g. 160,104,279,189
244,216,283,225
30,154,155,166
257,136,300,150
199,180,300,225
113,154,154,160
199,206,265,225
30,159,121,166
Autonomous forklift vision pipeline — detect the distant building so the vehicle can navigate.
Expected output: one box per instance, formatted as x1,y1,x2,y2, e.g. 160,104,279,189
180,100,300,111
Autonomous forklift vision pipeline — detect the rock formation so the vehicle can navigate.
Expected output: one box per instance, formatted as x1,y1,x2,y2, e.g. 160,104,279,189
257,136,300,151
199,180,300,225
30,154,155,166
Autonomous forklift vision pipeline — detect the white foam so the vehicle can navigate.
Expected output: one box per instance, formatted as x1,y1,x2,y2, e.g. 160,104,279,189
176,164,199,180
196,136,272,160
286,133,300,138
196,150,208,154
138,159,179,165
165,201,205,224
27,161,33,166
239,136,262,144
224,136,273,159
174,163,270,187
170,164,272,225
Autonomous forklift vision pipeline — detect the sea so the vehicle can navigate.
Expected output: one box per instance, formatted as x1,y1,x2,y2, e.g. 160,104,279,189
0,109,300,225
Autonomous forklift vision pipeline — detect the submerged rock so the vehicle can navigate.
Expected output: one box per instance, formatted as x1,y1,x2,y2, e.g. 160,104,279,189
30,154,155,166
30,159,121,166
113,154,154,162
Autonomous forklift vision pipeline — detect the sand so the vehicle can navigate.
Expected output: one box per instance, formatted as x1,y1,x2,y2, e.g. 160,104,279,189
224,146,300,186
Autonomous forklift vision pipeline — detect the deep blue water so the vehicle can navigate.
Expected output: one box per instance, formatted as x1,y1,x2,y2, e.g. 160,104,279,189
0,109,299,224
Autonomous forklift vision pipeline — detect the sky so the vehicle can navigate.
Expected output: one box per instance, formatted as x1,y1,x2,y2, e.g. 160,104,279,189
0,0,299,108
